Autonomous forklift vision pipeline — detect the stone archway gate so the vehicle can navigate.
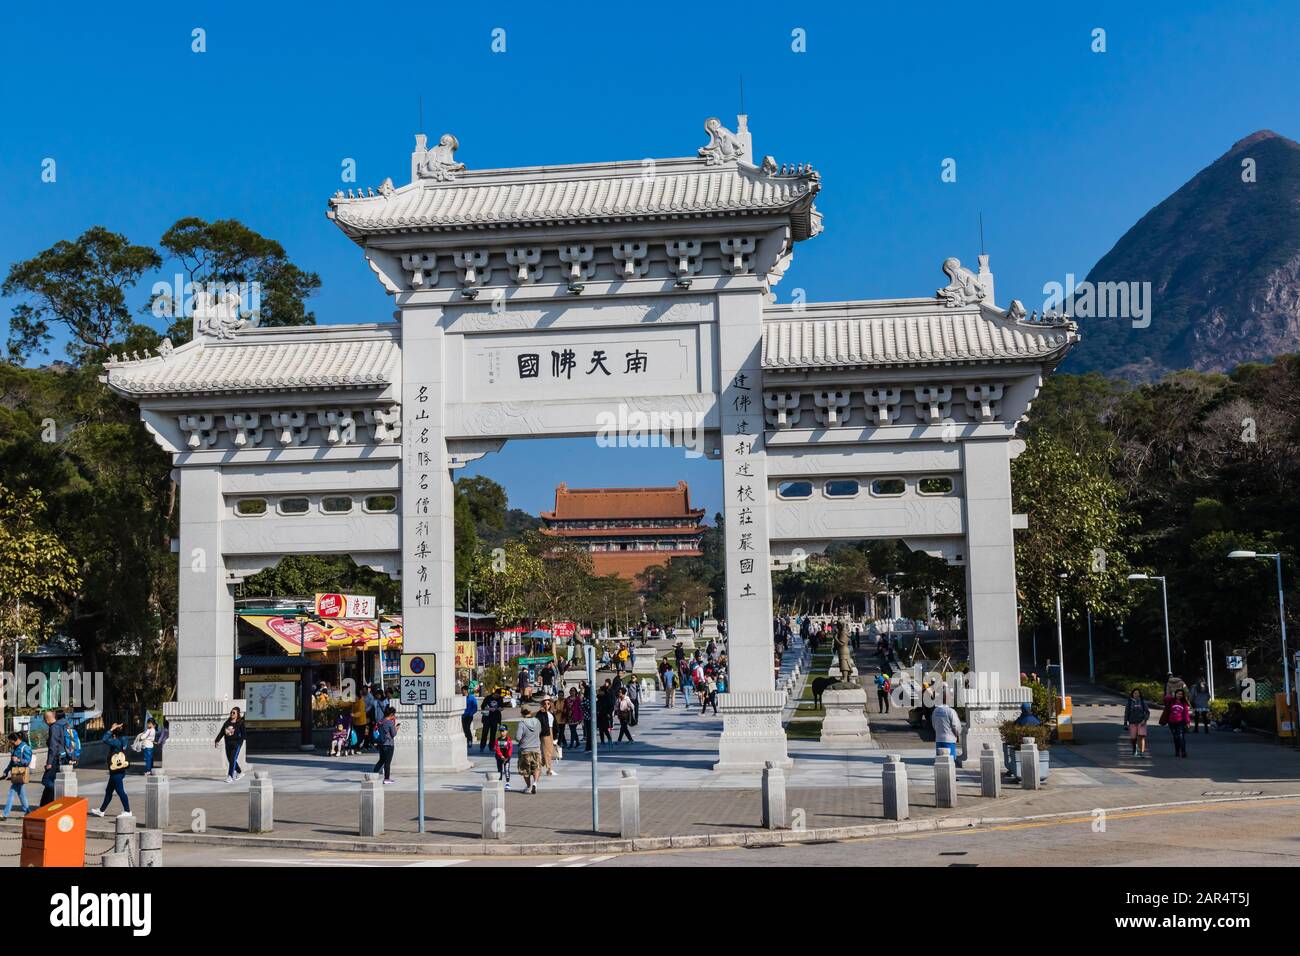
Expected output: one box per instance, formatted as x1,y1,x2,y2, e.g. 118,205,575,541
103,117,1076,774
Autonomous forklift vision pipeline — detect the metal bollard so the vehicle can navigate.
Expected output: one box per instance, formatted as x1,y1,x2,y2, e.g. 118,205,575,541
114,813,138,863
882,753,910,821
934,751,957,808
139,829,163,867
101,851,131,867
761,761,788,829
248,771,274,832
979,743,1001,798
145,773,169,830
360,773,385,836
1019,741,1041,791
481,772,505,840
54,768,78,799
619,769,640,838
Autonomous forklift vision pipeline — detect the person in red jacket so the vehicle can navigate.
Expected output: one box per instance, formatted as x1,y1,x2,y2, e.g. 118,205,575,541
1165,687,1192,758
493,726,514,790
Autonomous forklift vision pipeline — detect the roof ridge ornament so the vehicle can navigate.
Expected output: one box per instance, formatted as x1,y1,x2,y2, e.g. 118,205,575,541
416,133,466,182
937,257,987,308
699,117,746,166
193,287,260,340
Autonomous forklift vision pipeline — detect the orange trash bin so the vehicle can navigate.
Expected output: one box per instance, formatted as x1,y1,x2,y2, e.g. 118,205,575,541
21,797,88,867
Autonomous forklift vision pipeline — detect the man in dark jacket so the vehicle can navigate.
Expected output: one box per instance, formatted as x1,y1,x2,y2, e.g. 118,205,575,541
39,710,68,807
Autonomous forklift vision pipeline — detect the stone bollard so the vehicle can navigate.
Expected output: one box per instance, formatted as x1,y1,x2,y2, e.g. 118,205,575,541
979,743,1001,798
481,772,505,840
360,773,385,836
145,773,169,830
934,751,957,808
882,754,910,821
1019,741,1041,791
114,813,138,863
54,767,78,799
139,829,163,867
101,851,131,867
619,770,640,838
248,771,274,832
761,761,787,829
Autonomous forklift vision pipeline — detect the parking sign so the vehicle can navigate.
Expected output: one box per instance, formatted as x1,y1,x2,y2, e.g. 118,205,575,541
400,653,436,706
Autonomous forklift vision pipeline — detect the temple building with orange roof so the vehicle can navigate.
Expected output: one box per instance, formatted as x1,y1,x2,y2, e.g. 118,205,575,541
540,481,706,582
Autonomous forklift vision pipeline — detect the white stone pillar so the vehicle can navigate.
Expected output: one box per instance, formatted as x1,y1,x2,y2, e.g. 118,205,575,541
960,439,1029,758
164,465,246,775
396,306,469,773
714,290,789,772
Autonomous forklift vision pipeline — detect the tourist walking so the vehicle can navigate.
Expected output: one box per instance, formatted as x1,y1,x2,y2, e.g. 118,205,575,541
597,687,614,744
2,732,32,818
479,688,503,752
615,687,635,743
931,688,963,765
514,707,543,794
662,664,677,708
627,676,641,723
1166,687,1192,758
876,673,892,713
1191,680,1212,733
565,687,584,748
39,709,69,807
1124,688,1150,757
538,697,559,776
461,687,477,746
700,674,718,716
90,722,131,818
493,726,514,790
213,706,246,782
352,688,370,754
372,705,398,783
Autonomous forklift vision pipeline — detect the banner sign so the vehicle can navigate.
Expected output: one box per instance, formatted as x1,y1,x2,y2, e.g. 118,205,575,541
454,641,476,669
315,593,377,620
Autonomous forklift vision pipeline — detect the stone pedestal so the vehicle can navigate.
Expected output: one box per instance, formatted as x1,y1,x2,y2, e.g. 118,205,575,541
161,698,249,776
714,690,792,772
632,643,659,676
959,684,1031,773
391,699,472,773
673,627,696,649
819,685,875,747
698,617,722,645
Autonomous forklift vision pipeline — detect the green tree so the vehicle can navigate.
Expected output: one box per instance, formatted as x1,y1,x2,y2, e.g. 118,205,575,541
3,227,161,363
0,485,81,654
154,218,321,343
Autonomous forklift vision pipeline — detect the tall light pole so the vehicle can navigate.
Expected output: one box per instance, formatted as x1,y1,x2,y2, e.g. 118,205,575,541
1126,573,1172,674
1054,572,1067,701
1228,551,1290,703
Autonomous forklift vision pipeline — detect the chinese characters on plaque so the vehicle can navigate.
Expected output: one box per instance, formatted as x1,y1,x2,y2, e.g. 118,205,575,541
516,348,649,380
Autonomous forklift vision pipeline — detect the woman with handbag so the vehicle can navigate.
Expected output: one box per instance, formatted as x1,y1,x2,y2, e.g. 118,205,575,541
2,732,33,817
90,723,131,818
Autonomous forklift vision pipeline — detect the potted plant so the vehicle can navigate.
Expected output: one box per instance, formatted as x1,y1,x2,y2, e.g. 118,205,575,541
1000,721,1051,781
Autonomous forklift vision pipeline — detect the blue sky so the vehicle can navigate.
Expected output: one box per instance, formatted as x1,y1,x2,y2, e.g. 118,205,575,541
2,1,1297,518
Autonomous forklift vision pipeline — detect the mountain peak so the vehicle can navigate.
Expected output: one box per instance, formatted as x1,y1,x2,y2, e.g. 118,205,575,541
1064,130,1300,382
1227,129,1297,152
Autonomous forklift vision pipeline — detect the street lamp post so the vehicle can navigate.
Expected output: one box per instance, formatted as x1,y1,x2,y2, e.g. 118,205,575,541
1126,573,1172,674
1228,551,1291,703
297,614,316,751
1054,572,1067,701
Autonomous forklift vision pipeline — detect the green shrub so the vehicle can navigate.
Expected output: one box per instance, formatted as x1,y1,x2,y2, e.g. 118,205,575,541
1000,720,1052,750
1100,674,1165,703
1021,677,1055,722
1208,698,1275,730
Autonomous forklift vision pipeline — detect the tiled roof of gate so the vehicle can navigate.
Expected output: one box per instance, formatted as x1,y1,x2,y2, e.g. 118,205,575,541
542,481,706,522
101,327,399,396
761,301,1077,370
329,157,822,241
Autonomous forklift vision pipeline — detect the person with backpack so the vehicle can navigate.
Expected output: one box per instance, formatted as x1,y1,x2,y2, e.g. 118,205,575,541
1124,688,1151,758
1165,687,1192,758
479,688,503,753
2,731,33,818
39,709,69,807
876,673,892,713
90,722,131,818
493,726,514,790
213,706,246,782
564,687,584,749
